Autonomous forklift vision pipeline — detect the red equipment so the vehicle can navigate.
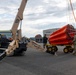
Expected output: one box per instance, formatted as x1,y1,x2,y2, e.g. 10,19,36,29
48,24,76,45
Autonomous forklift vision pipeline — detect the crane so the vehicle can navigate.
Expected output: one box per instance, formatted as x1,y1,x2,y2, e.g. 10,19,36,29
0,0,44,60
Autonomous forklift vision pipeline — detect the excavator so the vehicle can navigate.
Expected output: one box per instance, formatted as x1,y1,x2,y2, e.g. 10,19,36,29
0,0,44,60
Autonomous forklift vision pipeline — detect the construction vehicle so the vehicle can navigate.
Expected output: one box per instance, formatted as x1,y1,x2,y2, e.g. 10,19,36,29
0,0,43,60
0,31,12,40
46,24,76,54
45,0,76,55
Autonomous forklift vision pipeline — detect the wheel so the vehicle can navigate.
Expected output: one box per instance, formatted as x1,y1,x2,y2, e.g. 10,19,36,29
50,49,55,55
46,44,52,53
54,46,58,52
46,47,51,53
51,46,58,52
69,47,74,53
46,50,50,53
63,48,69,53
50,46,57,55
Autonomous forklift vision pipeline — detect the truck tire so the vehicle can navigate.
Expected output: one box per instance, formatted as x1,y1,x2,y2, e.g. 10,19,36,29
68,46,74,53
51,46,58,52
63,48,69,53
46,47,52,53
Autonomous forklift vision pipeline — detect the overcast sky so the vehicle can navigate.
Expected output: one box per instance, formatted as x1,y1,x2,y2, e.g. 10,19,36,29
0,0,76,37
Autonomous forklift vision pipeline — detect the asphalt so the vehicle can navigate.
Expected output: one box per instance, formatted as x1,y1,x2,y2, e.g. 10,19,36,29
0,44,76,75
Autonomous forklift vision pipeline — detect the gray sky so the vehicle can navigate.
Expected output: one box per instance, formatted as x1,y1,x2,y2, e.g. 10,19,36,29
0,0,76,37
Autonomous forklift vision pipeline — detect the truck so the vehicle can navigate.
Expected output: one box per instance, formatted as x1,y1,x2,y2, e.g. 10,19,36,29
46,24,76,54
0,0,43,60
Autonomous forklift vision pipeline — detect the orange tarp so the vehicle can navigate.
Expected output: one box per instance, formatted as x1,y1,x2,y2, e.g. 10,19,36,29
48,24,76,45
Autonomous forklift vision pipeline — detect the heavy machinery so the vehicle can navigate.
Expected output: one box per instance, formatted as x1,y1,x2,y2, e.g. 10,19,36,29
0,0,43,60
46,24,76,54
45,0,76,55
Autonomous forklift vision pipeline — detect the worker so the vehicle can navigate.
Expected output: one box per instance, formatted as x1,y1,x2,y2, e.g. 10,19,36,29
73,33,76,55
43,34,48,49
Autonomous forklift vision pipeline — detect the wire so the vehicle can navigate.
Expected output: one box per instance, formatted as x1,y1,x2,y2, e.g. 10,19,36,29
66,0,71,24
69,0,76,22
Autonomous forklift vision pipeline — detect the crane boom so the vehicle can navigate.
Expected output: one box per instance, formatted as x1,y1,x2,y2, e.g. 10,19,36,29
11,0,27,39
0,0,28,60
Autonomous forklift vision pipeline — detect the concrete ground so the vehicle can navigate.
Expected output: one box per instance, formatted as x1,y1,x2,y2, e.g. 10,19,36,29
0,44,76,75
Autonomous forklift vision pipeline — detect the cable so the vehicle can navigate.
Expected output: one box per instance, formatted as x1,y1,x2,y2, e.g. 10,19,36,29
69,0,76,22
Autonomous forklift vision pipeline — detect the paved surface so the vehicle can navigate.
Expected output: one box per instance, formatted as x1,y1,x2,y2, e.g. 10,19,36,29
0,44,76,75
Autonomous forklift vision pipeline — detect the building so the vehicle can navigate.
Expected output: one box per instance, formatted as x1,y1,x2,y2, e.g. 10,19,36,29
0,30,12,39
35,34,43,43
